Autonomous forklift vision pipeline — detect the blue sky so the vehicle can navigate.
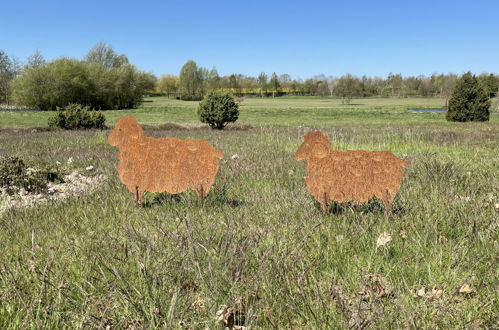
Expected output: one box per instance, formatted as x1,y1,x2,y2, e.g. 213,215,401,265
1,0,498,79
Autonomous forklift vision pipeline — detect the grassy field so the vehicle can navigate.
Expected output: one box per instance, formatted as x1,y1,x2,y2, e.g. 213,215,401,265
5,96,497,128
0,97,498,328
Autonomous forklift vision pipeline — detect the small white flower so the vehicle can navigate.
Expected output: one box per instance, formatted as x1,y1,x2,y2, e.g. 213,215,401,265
85,166,94,171
67,157,73,164
56,161,61,166
231,154,240,160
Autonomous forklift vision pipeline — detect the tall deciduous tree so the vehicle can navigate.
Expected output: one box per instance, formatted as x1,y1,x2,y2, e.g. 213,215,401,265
85,42,128,69
228,74,241,95
269,72,280,98
0,50,18,104
157,74,179,97
257,72,267,96
334,74,361,104
206,67,221,91
317,81,330,97
24,50,46,71
178,60,204,100
387,73,403,97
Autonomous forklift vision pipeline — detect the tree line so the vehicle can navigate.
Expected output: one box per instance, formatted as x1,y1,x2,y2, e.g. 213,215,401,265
161,60,499,104
1,49,498,109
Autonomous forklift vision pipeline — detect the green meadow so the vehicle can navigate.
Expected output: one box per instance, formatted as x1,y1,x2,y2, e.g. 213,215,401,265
0,96,476,128
0,97,498,328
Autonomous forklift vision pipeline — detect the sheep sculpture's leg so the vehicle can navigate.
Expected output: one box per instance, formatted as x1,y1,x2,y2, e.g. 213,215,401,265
382,200,392,216
382,189,395,216
320,192,330,214
197,185,206,201
134,186,143,207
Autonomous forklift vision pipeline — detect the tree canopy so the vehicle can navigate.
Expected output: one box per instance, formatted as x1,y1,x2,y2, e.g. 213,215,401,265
0,50,19,104
333,74,362,104
178,60,204,100
11,44,155,110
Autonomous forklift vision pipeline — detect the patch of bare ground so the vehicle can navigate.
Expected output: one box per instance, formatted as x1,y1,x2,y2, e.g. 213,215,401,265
0,170,106,215
332,274,395,329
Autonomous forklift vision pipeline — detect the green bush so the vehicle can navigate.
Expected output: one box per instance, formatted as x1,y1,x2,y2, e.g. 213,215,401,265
11,58,155,110
180,93,203,101
0,156,63,195
197,92,239,129
446,72,490,122
48,103,106,130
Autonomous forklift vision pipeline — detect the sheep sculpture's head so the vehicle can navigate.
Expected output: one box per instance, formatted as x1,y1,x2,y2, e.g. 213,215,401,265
295,131,331,161
108,116,144,147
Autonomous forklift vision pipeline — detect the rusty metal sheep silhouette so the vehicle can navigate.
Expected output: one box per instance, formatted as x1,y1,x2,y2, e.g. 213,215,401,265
295,131,407,214
108,116,224,206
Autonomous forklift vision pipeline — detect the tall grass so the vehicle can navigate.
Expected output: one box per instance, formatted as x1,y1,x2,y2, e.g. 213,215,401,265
0,122,497,328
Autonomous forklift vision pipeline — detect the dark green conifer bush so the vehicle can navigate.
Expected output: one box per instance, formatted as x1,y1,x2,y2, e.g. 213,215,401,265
197,92,239,129
447,72,490,122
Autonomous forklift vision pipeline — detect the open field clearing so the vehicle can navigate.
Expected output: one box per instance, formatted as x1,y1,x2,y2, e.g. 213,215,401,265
5,96,497,128
0,108,498,327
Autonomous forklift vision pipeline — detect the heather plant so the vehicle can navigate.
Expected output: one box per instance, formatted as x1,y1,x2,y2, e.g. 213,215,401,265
0,156,63,194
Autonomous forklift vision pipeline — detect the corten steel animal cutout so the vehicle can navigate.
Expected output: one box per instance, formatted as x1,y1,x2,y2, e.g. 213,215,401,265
295,131,407,214
108,116,224,206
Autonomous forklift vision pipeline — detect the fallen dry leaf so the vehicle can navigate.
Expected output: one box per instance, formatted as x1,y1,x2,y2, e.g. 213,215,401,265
457,283,475,295
215,298,246,329
376,232,392,248
416,287,426,297
399,229,407,239
438,235,448,243
191,297,205,312
427,288,443,300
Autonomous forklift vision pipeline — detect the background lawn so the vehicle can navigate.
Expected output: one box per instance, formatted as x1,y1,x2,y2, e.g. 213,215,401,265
2,96,486,128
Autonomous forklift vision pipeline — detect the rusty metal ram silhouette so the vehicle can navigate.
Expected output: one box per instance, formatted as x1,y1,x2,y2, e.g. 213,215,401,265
108,116,224,205
295,131,407,214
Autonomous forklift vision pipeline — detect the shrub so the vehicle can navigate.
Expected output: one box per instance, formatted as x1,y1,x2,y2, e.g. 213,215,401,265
11,58,155,110
48,103,106,130
180,94,203,101
446,72,490,122
0,156,63,195
197,92,239,130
